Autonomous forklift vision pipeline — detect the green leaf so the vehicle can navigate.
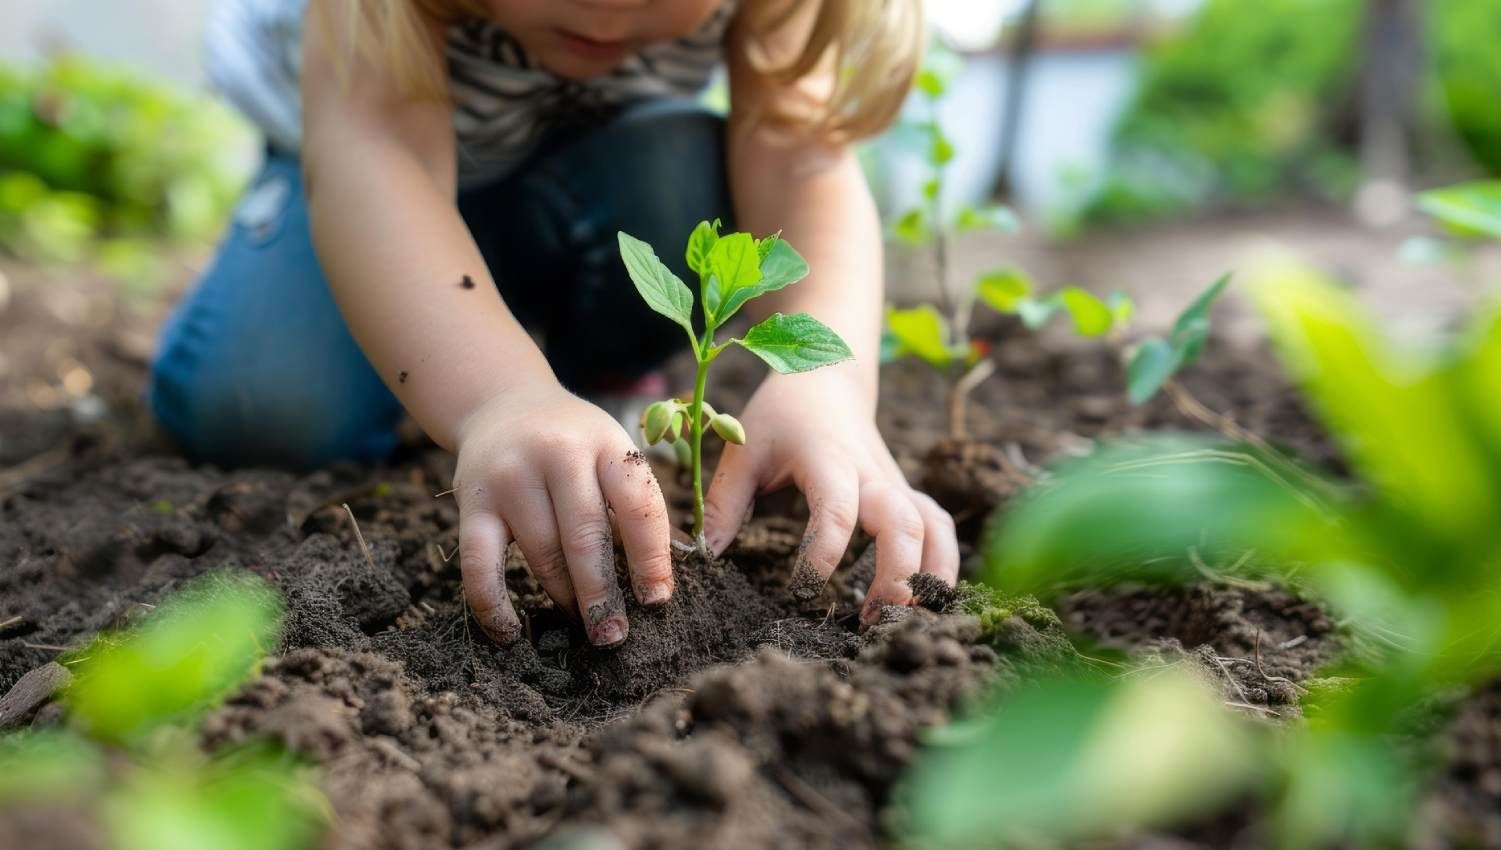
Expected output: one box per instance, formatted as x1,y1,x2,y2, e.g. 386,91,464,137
902,671,1255,847
893,208,928,246
1059,287,1115,337
64,573,283,744
975,268,1031,313
684,219,720,277
1250,262,1501,544
886,305,954,368
1169,273,1231,366
0,732,106,803
921,178,940,202
618,232,696,335
711,235,810,326
1126,337,1180,404
737,312,853,373
1416,180,1501,239
929,128,956,167
915,68,946,99
107,746,326,850
1017,294,1062,330
955,203,1020,234
704,231,762,321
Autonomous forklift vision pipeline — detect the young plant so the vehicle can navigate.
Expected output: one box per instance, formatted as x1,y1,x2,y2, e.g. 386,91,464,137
0,572,325,850
938,257,1501,848
884,55,1137,439
617,222,852,542
1399,180,1501,284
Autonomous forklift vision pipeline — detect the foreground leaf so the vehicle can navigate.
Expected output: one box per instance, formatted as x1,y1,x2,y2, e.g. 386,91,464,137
618,232,695,334
738,312,853,373
902,671,1255,847
704,232,762,322
65,573,282,744
1416,180,1501,239
684,219,720,277
714,237,809,324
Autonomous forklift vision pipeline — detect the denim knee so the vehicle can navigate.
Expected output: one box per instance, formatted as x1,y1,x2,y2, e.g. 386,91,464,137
148,156,403,469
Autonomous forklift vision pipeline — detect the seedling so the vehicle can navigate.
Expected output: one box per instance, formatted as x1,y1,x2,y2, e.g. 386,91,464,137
884,57,1134,438
0,572,324,850
948,254,1501,847
618,223,852,541
1398,180,1501,285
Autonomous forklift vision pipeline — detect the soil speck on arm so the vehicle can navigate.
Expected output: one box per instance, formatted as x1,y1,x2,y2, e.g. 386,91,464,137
624,450,649,466
398,371,408,384
459,274,476,289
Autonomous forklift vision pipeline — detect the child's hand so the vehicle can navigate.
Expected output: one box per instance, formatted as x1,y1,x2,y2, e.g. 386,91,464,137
451,383,675,647
702,369,960,625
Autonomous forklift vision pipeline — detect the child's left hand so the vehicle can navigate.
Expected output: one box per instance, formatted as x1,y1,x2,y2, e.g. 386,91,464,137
702,368,959,625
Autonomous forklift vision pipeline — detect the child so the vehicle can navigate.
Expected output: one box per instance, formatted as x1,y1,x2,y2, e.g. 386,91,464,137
150,0,959,648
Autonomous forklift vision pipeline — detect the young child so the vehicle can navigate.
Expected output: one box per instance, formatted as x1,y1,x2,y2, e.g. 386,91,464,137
150,0,959,648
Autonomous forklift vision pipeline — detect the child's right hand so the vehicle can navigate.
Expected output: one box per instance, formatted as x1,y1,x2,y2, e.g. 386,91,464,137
451,382,676,648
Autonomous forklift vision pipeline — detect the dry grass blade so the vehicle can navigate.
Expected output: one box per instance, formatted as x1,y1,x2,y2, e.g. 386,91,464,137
342,503,377,570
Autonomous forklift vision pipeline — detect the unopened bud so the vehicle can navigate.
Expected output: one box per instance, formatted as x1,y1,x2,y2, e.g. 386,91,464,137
671,437,693,468
642,401,672,444
710,413,747,445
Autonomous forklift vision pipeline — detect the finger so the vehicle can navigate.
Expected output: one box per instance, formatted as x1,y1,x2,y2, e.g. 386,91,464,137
702,443,761,556
912,490,961,585
456,502,522,645
501,475,577,618
857,480,926,627
599,448,674,606
788,457,860,603
547,457,629,647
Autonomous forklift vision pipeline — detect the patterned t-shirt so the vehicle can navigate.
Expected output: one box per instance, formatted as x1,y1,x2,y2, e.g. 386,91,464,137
205,0,733,185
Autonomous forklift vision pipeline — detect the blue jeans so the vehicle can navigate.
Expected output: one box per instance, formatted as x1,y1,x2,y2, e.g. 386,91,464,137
150,102,732,468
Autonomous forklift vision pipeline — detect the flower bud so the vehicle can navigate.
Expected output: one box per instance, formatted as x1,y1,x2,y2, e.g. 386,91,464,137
641,401,673,444
671,437,692,468
710,413,747,445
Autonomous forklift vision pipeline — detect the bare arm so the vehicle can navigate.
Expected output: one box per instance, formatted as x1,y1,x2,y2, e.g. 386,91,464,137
301,2,549,451
301,0,674,646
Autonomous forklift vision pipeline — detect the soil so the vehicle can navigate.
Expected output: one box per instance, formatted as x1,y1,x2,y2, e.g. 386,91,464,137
3,215,1500,849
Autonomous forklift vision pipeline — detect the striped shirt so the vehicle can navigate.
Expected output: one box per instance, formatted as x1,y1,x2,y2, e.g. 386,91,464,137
204,0,734,185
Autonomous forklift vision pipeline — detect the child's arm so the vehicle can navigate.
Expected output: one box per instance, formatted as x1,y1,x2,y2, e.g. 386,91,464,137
702,5,960,623
301,0,674,646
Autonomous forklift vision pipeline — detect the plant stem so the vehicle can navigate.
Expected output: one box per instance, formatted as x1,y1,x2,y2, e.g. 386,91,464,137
690,353,711,540
948,358,997,441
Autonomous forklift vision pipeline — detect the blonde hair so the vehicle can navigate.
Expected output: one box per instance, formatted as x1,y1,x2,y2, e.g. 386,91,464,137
334,0,923,142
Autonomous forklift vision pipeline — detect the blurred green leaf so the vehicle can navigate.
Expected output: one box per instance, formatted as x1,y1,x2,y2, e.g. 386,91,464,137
892,208,928,246
1126,337,1179,404
903,670,1255,847
1109,291,1136,327
64,573,282,744
1058,287,1115,337
929,127,955,167
885,305,954,369
954,204,1020,235
106,746,325,850
0,731,106,803
974,268,1031,313
915,69,946,99
1017,294,1062,330
1170,273,1232,366
1416,180,1501,240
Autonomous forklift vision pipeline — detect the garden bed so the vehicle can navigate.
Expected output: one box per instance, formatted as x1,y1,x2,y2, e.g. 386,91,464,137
1,255,1498,848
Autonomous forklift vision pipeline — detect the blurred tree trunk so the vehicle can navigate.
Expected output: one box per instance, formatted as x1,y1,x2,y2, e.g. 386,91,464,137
1355,0,1423,222
992,0,1043,199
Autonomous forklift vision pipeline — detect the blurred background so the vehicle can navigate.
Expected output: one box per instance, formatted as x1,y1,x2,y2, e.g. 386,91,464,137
0,0,1498,445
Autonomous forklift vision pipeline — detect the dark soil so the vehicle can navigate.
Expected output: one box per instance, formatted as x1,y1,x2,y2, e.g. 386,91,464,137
1,255,1497,849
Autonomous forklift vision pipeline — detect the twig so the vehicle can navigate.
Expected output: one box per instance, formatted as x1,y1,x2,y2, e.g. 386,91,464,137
22,642,71,652
431,488,456,499
0,615,23,630
341,503,377,571
1254,629,1309,695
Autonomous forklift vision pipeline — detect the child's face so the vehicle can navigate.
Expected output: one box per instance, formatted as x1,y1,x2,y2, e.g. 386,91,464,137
482,0,726,79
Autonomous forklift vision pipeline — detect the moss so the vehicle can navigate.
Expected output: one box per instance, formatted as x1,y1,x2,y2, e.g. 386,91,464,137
954,581,1061,639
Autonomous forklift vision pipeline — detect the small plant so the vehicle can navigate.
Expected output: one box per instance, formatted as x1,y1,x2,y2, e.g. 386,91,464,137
0,573,324,850
618,222,853,541
884,58,1135,439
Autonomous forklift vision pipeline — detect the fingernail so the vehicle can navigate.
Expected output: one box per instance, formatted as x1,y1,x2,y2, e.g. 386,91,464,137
788,560,825,602
482,613,522,645
638,582,672,606
589,615,628,647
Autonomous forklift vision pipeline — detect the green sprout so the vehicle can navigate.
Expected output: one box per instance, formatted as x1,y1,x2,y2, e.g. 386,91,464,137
1398,180,1501,285
884,57,1135,439
618,222,853,541
0,573,324,850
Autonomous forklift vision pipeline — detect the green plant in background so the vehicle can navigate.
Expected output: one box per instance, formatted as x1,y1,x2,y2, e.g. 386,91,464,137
620,223,852,541
1401,179,1501,277
0,573,324,850
1429,0,1501,177
911,245,1501,846
0,56,256,273
884,56,1134,439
